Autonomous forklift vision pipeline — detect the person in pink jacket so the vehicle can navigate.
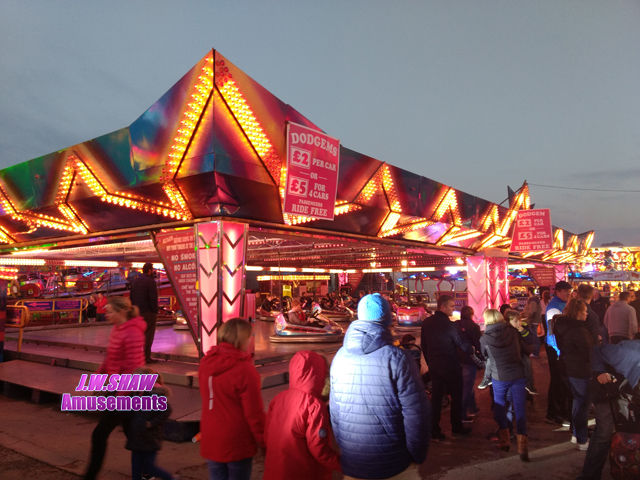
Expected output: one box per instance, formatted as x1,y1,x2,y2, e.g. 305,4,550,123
264,350,340,480
83,296,146,480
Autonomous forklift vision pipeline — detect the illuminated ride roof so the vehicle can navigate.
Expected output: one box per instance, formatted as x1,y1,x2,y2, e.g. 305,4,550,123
0,49,592,264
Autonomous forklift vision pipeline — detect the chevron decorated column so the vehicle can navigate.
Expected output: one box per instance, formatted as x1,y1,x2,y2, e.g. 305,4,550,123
466,251,510,324
196,221,248,357
551,265,568,295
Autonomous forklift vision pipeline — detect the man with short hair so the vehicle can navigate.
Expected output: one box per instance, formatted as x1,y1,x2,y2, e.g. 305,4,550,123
545,281,573,425
629,289,640,324
129,262,159,364
604,291,638,345
577,284,600,345
421,294,474,441
331,293,430,479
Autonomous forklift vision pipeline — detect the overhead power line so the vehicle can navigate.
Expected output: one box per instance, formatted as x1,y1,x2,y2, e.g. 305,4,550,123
528,183,640,193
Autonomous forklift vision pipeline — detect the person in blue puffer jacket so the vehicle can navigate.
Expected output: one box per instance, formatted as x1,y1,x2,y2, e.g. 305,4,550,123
330,293,431,480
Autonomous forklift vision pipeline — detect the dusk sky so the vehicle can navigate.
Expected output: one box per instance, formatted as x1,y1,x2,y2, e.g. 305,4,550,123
1,1,638,246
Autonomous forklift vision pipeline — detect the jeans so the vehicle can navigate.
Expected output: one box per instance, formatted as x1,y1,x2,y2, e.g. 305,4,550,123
568,377,591,445
492,377,528,435
461,363,478,416
430,366,464,435
609,335,628,345
207,457,253,480
530,324,541,356
546,345,572,419
131,451,173,480
576,397,629,480
83,410,122,480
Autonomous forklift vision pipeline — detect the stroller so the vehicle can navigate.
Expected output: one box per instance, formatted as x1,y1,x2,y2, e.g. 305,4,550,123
399,334,450,408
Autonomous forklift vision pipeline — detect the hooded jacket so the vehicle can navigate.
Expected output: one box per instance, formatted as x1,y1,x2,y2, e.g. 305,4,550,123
264,351,340,480
554,315,593,379
481,322,532,382
96,317,146,375
604,301,638,340
198,342,265,463
124,386,172,452
330,320,430,479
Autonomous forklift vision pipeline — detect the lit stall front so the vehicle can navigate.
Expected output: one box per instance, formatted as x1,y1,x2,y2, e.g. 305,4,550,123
0,48,594,357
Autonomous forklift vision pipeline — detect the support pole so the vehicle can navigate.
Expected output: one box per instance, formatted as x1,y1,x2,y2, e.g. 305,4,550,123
196,221,247,357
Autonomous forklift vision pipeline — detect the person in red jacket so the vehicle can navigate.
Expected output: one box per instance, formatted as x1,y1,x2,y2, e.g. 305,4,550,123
264,350,340,480
95,292,108,322
84,296,146,480
199,318,265,480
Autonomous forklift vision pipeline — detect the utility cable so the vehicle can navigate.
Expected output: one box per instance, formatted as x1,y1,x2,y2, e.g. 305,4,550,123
528,183,640,193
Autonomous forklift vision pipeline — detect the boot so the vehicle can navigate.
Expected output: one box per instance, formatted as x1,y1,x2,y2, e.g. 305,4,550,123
498,428,510,452
517,434,530,462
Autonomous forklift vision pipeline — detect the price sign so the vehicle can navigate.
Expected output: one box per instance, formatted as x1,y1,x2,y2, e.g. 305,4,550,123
283,122,340,221
510,209,553,252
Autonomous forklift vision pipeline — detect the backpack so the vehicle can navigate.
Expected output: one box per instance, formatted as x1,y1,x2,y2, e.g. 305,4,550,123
609,381,640,479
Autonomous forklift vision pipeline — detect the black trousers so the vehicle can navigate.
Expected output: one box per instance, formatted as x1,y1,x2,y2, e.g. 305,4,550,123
545,345,572,419
430,366,464,435
142,312,157,362
84,410,122,480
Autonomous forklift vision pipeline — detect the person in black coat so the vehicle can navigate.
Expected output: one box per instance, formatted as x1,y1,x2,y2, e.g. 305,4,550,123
124,369,175,480
457,306,484,418
130,263,159,364
422,295,474,441
481,309,533,462
555,298,593,450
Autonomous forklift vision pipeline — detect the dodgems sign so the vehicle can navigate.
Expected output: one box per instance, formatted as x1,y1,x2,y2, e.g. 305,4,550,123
284,122,340,221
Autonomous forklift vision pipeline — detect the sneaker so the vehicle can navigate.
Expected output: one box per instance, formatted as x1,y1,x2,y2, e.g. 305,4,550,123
452,427,473,436
545,415,564,426
525,386,539,395
530,353,540,358
461,417,474,423
562,418,572,427
431,432,446,443
478,377,492,389
577,441,589,451
467,409,481,417
571,435,577,444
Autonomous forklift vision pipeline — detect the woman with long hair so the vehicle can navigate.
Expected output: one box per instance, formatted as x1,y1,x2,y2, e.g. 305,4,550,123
555,298,592,450
481,309,533,462
199,318,265,480
83,297,146,480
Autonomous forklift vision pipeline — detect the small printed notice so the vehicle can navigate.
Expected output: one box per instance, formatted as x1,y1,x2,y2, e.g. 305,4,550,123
510,209,553,252
155,229,197,334
283,122,340,221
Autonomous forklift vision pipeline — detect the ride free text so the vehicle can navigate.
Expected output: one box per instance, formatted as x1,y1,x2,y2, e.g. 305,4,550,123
75,373,157,392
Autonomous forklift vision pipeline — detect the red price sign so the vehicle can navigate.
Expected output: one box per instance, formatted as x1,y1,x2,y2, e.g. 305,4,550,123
283,122,340,221
510,209,553,252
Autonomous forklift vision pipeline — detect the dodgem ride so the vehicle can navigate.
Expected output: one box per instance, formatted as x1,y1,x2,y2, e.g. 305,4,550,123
269,308,344,343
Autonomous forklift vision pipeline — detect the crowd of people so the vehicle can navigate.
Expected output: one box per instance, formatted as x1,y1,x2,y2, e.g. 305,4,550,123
80,276,640,480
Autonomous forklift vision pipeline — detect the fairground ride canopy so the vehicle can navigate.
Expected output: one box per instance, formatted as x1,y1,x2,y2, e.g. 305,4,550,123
0,49,592,263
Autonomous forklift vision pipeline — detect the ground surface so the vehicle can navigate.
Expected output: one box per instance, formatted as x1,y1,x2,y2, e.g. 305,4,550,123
0,348,613,479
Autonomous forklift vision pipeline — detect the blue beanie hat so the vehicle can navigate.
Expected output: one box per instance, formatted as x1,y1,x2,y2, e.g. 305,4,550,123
358,293,392,326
